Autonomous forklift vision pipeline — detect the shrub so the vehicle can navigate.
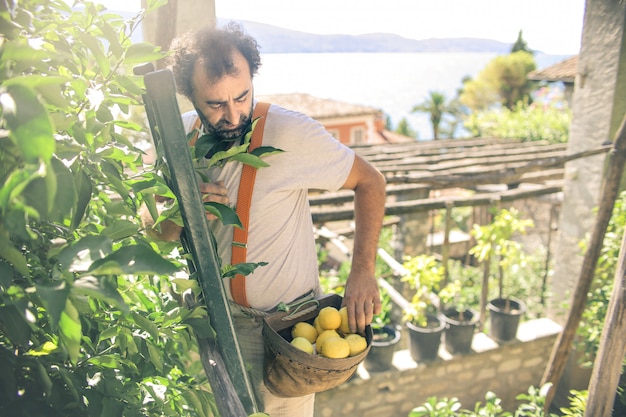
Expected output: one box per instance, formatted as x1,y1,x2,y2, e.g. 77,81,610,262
464,86,571,143
0,1,220,416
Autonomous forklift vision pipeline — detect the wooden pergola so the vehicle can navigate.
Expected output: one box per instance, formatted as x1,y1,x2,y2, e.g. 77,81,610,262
310,134,623,415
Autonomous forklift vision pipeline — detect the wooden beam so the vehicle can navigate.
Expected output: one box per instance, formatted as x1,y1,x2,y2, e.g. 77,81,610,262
541,113,626,409
311,183,563,223
584,230,626,416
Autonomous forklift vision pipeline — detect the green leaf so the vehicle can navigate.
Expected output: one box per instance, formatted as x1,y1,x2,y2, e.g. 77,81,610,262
0,228,29,277
35,280,70,332
1,84,55,163
124,42,165,64
0,305,32,346
56,235,113,272
184,317,216,340
76,30,110,76
222,262,268,279
194,133,220,159
230,152,270,168
73,275,129,313
101,219,139,240
171,278,198,294
100,160,129,201
97,19,123,58
250,145,284,158
87,245,180,276
0,260,14,289
98,325,120,343
59,299,82,364
147,342,164,372
48,157,77,223
112,74,146,96
71,169,93,230
203,202,242,228
131,312,159,339
205,141,249,167
87,354,123,369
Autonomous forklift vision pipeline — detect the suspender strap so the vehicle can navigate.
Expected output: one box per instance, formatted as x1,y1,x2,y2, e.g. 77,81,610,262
188,102,270,307
231,102,270,306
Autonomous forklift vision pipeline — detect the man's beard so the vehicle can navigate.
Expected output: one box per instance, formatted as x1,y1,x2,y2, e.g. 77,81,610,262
196,107,253,143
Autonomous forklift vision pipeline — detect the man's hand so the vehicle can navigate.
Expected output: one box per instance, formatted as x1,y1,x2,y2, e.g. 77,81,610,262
200,180,229,220
342,271,382,334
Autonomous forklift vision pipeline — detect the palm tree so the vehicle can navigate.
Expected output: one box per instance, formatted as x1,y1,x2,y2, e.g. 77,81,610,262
412,91,452,140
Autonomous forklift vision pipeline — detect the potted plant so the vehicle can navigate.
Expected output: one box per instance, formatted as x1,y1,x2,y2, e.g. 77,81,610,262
470,207,534,343
363,285,401,372
401,255,446,362
439,276,479,355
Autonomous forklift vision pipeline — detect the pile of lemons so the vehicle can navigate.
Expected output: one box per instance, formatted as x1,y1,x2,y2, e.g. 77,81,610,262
289,306,368,359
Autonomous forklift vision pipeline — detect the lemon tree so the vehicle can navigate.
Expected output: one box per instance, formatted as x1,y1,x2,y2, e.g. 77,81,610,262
0,2,221,416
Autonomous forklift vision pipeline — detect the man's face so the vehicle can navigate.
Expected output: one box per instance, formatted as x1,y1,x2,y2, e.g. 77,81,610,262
191,50,254,142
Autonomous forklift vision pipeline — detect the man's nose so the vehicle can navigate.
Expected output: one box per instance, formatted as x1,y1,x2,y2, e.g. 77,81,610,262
224,103,239,125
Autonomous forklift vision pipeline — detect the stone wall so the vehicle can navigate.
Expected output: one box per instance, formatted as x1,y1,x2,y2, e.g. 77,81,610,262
314,318,562,417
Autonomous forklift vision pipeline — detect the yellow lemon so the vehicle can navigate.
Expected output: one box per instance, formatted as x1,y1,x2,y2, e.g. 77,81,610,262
344,333,368,356
315,329,340,354
313,316,324,335
338,306,350,334
317,306,341,330
320,336,350,359
291,321,318,344
290,336,314,354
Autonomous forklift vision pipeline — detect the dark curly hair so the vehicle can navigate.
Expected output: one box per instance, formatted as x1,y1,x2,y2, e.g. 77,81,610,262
168,22,262,100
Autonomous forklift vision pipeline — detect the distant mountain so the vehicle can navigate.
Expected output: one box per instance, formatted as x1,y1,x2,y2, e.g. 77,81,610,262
218,19,513,54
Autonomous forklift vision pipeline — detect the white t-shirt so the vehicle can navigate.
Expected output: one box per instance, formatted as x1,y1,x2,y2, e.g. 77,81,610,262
182,102,355,310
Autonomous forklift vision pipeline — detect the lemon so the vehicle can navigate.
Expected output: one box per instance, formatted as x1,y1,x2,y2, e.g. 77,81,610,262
317,306,341,330
315,329,340,354
320,336,350,359
344,333,368,356
291,321,318,344
338,306,350,334
313,316,324,335
290,336,314,354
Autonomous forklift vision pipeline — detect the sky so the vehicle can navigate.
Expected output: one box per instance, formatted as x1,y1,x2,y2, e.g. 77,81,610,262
97,0,586,55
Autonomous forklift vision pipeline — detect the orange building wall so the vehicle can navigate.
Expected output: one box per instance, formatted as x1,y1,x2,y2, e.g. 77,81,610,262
324,121,367,145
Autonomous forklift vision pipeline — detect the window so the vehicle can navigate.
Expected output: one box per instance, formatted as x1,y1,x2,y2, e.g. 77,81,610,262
352,127,365,145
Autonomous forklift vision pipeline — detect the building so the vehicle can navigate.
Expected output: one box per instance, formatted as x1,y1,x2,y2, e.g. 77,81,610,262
256,93,413,146
527,55,577,107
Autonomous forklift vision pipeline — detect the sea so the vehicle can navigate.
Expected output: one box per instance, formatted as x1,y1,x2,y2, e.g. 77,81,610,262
253,52,572,140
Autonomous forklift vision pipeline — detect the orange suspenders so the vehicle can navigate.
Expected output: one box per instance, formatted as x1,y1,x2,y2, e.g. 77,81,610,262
190,102,271,307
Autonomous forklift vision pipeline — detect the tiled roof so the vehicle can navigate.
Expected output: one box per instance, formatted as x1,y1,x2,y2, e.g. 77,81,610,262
256,93,383,119
527,55,577,83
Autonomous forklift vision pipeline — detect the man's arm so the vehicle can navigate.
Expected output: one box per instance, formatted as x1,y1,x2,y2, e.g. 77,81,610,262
140,181,230,242
340,154,387,334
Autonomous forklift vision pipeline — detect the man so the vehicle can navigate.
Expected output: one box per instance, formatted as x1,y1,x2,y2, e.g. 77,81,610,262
143,23,386,416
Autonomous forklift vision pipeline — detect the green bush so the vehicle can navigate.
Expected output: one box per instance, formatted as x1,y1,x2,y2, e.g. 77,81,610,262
464,87,571,143
0,1,221,416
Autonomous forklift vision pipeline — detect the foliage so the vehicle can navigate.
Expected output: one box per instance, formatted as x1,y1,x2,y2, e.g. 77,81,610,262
0,1,261,415
511,30,533,55
319,225,398,327
411,90,461,140
464,87,571,143
371,284,394,328
559,390,587,417
575,190,626,409
395,116,417,139
460,51,537,111
470,208,534,298
401,255,458,327
409,384,563,417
